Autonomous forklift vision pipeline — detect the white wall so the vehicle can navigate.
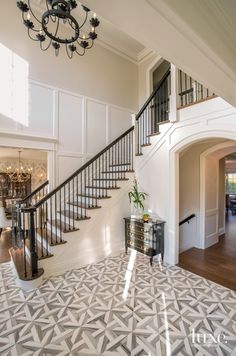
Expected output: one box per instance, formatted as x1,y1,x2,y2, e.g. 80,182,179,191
0,0,138,111
178,141,221,252
0,79,133,185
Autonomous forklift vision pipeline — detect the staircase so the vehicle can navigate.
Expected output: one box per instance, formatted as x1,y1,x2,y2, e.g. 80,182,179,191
10,127,134,281
10,66,214,284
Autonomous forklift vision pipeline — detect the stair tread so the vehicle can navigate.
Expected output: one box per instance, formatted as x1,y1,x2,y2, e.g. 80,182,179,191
37,228,67,246
48,220,79,233
109,163,131,167
77,193,111,199
93,178,129,181
147,132,160,137
86,186,120,190
9,247,44,281
159,119,170,125
25,239,53,260
141,143,151,147
59,210,91,220
68,202,101,209
102,170,134,173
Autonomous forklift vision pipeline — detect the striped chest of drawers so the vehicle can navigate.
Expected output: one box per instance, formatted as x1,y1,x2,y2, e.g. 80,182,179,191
124,217,165,265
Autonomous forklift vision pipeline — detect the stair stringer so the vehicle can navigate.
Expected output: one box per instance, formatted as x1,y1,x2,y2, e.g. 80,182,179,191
38,175,134,278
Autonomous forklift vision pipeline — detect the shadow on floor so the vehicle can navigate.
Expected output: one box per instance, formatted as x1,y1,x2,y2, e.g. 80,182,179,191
178,212,236,291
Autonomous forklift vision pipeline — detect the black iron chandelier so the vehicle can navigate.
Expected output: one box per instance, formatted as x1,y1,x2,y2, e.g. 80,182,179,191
16,0,100,58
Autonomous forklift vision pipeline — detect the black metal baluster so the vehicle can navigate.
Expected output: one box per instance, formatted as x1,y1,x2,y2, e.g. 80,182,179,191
112,145,114,188
55,194,58,239
92,162,95,207
184,73,187,105
45,201,48,252
50,197,53,245
40,206,43,258
201,84,203,100
76,175,79,218
180,70,183,107
59,189,62,242
68,182,71,230
72,179,75,228
85,168,87,217
22,210,27,278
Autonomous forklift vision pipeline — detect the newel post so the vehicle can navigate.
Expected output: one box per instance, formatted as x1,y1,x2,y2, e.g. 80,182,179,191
28,207,38,276
169,64,180,122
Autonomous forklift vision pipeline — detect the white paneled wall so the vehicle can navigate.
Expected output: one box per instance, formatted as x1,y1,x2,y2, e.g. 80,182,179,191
86,99,107,155
0,80,133,186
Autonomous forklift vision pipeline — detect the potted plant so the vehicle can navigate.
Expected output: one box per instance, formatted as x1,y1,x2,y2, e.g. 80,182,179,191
128,179,148,218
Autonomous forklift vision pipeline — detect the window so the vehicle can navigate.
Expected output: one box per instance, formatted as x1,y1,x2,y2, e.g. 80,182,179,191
225,173,236,193
0,43,29,125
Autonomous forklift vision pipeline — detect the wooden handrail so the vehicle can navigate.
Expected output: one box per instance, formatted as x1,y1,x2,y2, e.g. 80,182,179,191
17,180,49,204
179,214,196,226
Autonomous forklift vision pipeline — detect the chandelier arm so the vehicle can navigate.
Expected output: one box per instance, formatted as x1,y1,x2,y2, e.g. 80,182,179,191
53,16,60,40
27,0,42,24
40,38,53,51
79,10,89,29
66,45,73,59
28,28,40,41
75,48,86,56
45,0,57,23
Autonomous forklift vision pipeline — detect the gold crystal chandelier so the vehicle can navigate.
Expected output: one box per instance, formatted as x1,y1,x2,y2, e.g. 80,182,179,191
6,150,32,183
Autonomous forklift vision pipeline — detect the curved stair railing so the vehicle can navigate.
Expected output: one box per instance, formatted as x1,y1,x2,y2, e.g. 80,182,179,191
135,69,171,155
11,127,134,280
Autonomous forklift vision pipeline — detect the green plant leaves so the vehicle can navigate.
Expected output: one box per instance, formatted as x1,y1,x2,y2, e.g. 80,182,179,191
128,180,148,210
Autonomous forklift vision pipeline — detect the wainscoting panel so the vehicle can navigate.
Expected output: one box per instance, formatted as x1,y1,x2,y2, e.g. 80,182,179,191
23,83,55,137
205,209,218,237
86,99,107,155
110,106,132,141
58,92,83,154
58,156,83,184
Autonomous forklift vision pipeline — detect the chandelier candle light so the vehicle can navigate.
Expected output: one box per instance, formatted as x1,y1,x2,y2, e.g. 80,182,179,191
6,151,32,183
16,0,100,58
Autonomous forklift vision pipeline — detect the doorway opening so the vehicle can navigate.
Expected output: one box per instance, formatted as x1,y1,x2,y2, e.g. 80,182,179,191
177,139,236,290
0,147,48,263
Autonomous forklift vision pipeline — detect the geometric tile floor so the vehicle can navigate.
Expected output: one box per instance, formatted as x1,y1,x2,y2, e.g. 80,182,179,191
0,251,236,356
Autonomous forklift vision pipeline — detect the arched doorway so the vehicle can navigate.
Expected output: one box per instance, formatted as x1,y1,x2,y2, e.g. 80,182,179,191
168,128,236,266
176,139,236,289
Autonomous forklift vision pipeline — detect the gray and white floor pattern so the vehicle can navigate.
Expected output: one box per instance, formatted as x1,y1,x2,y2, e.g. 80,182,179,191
0,251,236,355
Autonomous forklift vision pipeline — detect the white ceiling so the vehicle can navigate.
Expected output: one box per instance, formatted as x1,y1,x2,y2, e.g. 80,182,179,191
31,0,149,63
0,148,47,160
163,0,236,77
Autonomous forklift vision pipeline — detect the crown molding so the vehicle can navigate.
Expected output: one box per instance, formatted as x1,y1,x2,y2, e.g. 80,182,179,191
137,48,155,64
